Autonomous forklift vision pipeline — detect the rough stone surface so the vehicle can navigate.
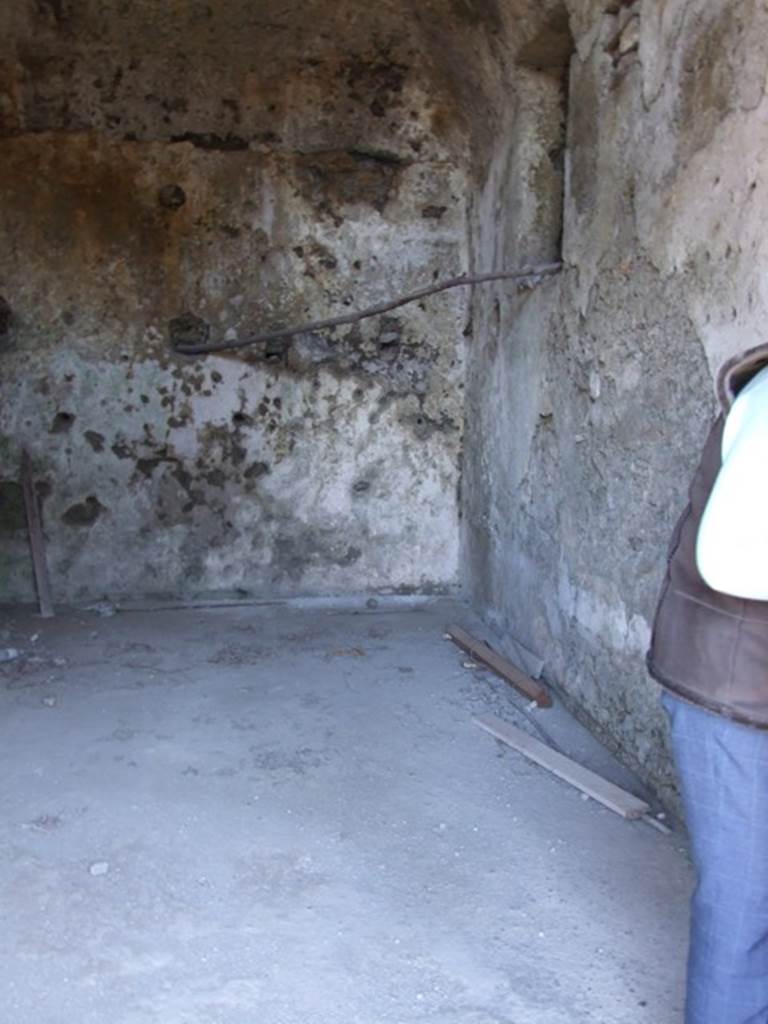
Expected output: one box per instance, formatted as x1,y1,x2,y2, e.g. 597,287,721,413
463,0,768,806
0,0,485,603
0,599,690,1023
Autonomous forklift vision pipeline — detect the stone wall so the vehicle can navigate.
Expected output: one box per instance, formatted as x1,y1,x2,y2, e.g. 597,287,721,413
0,0,483,602
464,0,768,805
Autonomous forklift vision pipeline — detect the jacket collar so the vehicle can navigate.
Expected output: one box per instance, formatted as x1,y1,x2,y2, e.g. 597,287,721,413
717,343,768,413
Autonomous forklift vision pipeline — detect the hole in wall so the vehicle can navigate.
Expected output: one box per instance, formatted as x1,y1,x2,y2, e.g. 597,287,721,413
62,495,106,527
0,296,12,338
158,184,187,209
50,412,76,433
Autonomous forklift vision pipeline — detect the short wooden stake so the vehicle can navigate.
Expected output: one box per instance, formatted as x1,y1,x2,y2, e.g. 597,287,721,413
447,624,551,707
20,450,54,618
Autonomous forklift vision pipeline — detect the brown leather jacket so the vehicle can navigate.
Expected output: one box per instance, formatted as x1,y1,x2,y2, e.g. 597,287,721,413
647,343,768,727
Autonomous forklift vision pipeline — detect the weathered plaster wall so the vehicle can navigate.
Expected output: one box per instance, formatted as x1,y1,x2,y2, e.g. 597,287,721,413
464,0,768,805
0,0,495,602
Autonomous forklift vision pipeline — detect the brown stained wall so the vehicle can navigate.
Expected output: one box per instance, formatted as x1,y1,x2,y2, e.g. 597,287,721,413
0,0,500,602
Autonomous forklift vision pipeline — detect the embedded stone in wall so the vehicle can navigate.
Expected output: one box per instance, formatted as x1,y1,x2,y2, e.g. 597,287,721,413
293,149,407,220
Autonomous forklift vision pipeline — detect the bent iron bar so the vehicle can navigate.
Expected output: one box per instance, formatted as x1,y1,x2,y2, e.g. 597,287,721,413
171,261,563,357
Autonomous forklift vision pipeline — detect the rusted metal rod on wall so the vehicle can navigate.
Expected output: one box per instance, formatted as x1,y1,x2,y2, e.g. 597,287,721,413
172,261,563,356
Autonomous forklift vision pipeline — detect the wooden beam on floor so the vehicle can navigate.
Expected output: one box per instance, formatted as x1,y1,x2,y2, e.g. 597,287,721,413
474,713,650,820
447,624,551,707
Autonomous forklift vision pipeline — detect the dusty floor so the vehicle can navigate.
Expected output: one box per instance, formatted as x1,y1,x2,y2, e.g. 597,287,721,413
0,597,690,1024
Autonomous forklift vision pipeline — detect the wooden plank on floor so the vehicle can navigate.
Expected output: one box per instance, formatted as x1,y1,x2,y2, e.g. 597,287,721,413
474,713,650,820
21,450,54,619
447,624,551,707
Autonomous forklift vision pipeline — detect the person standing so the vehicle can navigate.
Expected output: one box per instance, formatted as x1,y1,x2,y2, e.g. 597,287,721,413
648,342,768,1024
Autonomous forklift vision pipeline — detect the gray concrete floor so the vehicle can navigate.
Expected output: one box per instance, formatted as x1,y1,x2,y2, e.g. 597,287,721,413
0,597,690,1024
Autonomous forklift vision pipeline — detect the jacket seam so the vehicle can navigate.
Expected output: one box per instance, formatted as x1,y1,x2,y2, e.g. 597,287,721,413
665,586,768,623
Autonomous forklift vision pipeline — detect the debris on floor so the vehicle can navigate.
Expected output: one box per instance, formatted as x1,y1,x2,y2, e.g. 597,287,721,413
83,599,118,617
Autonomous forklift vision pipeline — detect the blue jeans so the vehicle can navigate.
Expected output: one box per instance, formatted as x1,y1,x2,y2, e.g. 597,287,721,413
663,691,768,1024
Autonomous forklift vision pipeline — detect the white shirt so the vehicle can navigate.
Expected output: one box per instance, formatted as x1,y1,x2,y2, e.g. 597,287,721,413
696,364,768,599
